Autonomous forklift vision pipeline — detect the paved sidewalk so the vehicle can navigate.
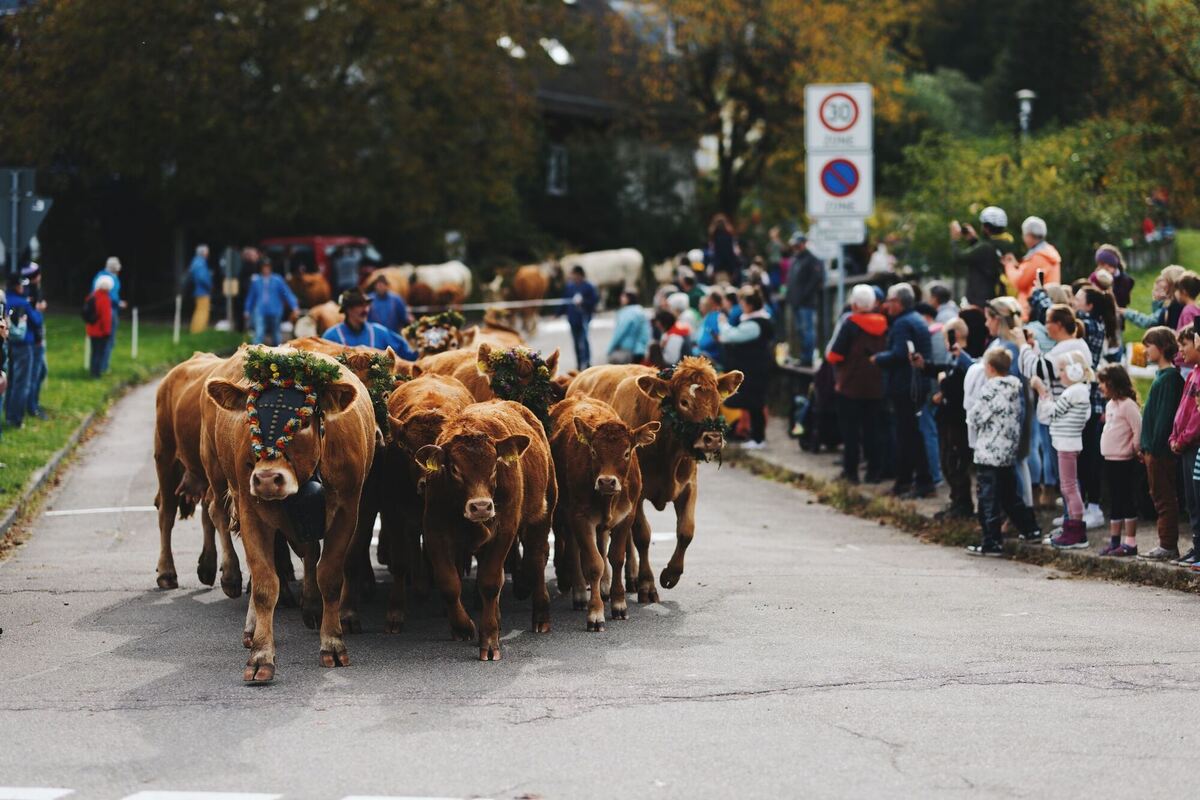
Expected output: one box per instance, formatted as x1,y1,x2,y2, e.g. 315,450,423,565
731,416,1200,593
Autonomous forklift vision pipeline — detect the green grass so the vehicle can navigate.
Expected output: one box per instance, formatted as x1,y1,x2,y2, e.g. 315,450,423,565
1,314,242,513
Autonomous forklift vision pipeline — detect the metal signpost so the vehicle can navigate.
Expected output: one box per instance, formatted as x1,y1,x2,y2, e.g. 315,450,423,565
0,167,54,278
805,83,873,322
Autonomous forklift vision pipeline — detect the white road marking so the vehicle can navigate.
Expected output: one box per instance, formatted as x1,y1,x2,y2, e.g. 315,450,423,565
0,789,74,800
342,796,490,799
120,793,281,800
44,505,156,517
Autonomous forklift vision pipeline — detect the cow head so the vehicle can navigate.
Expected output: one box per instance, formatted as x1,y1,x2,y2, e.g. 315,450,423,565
635,357,743,457
205,377,359,501
573,418,659,495
476,342,559,407
415,433,530,522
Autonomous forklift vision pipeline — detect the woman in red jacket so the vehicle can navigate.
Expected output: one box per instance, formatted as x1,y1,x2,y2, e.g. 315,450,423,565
86,274,115,377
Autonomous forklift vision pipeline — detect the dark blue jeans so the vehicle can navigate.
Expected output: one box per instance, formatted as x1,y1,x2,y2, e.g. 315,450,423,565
90,336,112,377
976,464,1039,546
793,306,816,366
5,342,34,427
27,342,46,413
569,320,591,370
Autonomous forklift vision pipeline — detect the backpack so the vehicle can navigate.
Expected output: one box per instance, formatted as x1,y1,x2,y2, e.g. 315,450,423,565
81,292,99,324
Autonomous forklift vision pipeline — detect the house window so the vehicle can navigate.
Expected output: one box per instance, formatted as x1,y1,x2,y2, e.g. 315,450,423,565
547,145,568,197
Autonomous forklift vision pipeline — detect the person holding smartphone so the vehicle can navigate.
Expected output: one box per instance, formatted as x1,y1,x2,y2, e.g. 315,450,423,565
1000,216,1062,320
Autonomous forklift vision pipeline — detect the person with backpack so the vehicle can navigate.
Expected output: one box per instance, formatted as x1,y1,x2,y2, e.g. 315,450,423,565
84,274,116,378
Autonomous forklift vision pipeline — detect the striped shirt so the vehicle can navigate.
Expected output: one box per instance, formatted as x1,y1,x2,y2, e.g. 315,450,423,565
1039,382,1090,452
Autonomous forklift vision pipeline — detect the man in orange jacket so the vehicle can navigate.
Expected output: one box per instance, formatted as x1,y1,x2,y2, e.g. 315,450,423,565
1002,216,1062,319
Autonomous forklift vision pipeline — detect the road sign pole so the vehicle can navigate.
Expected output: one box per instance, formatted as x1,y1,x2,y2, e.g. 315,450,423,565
8,171,18,278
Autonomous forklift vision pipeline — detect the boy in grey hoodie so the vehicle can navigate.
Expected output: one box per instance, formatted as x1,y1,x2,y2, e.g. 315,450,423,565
966,348,1042,556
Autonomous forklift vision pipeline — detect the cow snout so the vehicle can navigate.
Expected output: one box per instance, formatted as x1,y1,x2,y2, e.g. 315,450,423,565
250,468,297,500
595,475,621,495
465,497,495,522
699,431,725,452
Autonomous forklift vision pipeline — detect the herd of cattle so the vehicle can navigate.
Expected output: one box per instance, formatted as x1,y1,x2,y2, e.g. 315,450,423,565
153,313,742,683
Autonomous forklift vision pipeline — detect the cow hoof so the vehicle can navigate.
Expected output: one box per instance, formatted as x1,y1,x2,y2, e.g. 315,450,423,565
637,586,659,604
220,573,243,599
243,662,275,684
659,567,681,589
197,558,217,587
319,649,350,668
611,606,628,620
157,572,178,590
586,619,606,632
341,613,362,635
451,621,477,642
479,646,502,661
533,621,551,634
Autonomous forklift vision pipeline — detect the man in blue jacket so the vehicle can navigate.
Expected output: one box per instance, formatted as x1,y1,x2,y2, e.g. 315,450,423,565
366,274,409,332
5,274,43,429
871,282,935,498
606,289,650,364
188,244,212,333
323,289,417,359
562,266,598,370
243,258,299,346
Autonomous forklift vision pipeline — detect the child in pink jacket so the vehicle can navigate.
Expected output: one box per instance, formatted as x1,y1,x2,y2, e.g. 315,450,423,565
1097,364,1143,556
1169,328,1200,566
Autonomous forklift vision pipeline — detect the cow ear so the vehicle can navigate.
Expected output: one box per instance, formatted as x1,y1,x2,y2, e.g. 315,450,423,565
459,327,476,348
634,421,660,448
572,417,594,446
320,381,358,415
544,349,559,377
414,444,444,473
717,370,744,400
387,413,405,445
496,434,530,464
382,346,401,371
343,351,373,376
205,379,249,411
476,342,494,375
636,374,670,400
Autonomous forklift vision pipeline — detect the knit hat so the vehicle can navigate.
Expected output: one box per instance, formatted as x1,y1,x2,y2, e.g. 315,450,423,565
1095,245,1124,270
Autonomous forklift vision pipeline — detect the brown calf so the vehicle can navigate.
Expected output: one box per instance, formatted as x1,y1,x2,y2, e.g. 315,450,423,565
415,400,556,660
567,357,743,601
417,342,559,404
549,396,657,630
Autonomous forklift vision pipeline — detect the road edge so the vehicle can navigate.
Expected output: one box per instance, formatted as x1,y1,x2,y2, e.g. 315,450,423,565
726,450,1200,596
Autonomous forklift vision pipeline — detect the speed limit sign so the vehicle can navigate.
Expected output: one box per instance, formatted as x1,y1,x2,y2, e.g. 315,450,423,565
806,83,872,151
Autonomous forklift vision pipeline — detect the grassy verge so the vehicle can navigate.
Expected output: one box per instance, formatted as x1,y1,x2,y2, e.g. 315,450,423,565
1,313,242,514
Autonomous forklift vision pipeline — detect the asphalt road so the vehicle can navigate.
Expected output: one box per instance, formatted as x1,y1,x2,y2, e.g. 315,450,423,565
1,317,1199,799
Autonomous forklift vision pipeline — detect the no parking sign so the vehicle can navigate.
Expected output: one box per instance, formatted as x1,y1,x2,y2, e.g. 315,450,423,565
805,83,873,218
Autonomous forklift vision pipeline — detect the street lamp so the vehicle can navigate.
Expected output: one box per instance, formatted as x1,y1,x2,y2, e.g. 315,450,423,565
1016,89,1037,138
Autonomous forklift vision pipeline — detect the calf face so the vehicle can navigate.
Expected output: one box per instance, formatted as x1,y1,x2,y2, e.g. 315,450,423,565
205,377,359,500
636,364,743,455
574,418,659,495
416,433,530,522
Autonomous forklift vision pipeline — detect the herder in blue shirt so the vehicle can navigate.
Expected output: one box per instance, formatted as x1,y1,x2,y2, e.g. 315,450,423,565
323,289,417,359
188,244,213,333
366,273,410,332
562,265,599,370
243,257,299,346
5,273,44,429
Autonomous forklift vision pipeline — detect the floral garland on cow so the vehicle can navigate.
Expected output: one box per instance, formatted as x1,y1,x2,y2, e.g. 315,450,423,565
334,351,408,440
402,310,465,355
480,346,555,428
242,350,341,461
656,365,732,464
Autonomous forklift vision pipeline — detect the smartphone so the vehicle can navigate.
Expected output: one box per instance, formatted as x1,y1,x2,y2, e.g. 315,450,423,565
906,340,915,356
947,329,957,347
1036,269,1045,285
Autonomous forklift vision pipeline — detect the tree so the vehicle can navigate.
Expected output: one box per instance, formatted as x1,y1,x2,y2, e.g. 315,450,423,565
615,0,918,219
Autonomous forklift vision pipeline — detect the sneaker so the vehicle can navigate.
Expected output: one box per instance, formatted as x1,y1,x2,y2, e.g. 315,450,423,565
966,542,1004,557
1100,542,1138,557
1083,507,1107,530
1051,520,1088,550
1018,529,1044,543
1173,549,1197,567
1052,515,1064,527
1138,546,1180,562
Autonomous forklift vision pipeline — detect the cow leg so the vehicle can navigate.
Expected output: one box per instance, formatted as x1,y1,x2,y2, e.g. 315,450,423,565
598,529,612,601
575,516,605,631
661,481,696,589
608,516,632,620
568,530,588,611
300,542,322,630
316,508,355,669
338,516,372,635
196,503,218,586
427,534,476,643
208,486,243,598
476,534,512,661
504,537,522,576
241,520,279,684
517,519,552,634
632,504,658,603
552,509,571,592
382,511,410,634
625,535,637,593
274,531,298,609
153,458,181,589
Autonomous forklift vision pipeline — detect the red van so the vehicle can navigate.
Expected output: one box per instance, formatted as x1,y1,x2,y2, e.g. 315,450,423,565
260,235,383,290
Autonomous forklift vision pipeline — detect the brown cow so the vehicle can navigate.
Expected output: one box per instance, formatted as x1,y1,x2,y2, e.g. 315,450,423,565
202,346,375,683
287,337,414,379
567,357,743,602
417,342,559,404
549,396,658,630
307,301,343,335
415,400,556,660
153,352,240,594
382,373,475,632
508,264,550,334
288,271,333,308
359,265,410,299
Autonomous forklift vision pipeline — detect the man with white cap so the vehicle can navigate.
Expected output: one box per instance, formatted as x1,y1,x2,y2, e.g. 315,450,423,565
951,206,1016,307
826,283,888,483
1002,216,1062,319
